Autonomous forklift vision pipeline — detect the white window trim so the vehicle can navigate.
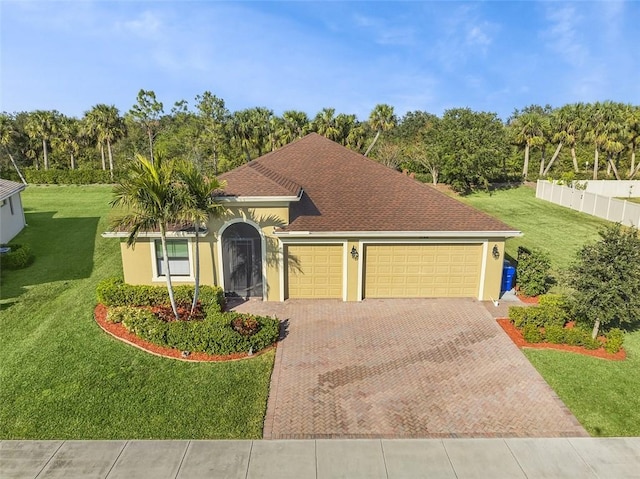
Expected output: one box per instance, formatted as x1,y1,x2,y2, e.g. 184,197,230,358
150,238,195,283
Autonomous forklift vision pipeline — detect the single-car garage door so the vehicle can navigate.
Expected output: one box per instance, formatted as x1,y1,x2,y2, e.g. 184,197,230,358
286,244,343,298
364,244,482,298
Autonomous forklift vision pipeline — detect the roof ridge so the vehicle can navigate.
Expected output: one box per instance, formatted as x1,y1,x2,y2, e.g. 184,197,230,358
248,161,302,196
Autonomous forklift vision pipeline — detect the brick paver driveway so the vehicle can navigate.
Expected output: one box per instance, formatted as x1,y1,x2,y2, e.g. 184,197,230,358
232,298,587,439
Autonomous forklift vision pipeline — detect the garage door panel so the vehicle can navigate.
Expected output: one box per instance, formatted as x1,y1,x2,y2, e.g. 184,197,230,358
287,245,343,299
365,244,481,298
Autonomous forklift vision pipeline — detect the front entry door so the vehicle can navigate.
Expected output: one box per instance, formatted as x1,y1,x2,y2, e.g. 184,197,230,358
222,223,263,298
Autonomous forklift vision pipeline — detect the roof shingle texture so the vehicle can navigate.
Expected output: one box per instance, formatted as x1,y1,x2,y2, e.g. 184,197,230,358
0,178,25,201
219,133,516,233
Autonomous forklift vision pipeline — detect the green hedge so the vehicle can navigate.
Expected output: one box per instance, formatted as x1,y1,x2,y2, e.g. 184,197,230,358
516,246,552,296
107,306,279,356
98,279,278,355
24,168,122,185
0,243,33,270
509,294,623,352
96,277,224,313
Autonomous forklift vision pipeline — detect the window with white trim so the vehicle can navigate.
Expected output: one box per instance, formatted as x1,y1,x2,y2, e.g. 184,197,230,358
154,239,190,276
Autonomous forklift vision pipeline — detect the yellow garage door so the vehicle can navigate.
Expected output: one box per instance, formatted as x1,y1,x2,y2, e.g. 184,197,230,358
286,244,343,299
364,244,482,298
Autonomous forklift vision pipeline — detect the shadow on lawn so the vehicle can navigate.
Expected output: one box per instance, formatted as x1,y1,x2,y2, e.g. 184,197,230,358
0,211,100,303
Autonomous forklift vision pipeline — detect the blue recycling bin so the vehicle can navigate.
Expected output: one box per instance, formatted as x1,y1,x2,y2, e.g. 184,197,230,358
501,263,516,292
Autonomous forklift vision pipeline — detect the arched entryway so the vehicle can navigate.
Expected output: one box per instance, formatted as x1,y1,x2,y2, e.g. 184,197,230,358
221,222,264,298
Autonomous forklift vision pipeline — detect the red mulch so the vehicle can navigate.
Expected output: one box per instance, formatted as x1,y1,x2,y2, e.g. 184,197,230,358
94,304,274,362
497,318,626,361
516,294,540,304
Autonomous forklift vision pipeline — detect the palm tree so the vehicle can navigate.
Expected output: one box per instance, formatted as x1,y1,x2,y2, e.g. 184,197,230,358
52,117,80,170
364,104,397,156
312,108,340,141
543,104,582,175
24,110,60,170
281,110,309,144
0,113,27,184
511,111,546,180
585,102,625,180
111,154,182,319
624,105,640,178
85,105,126,180
176,161,225,316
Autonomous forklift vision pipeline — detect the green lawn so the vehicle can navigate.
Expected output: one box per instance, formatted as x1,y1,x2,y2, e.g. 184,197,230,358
0,185,274,439
462,186,609,270
464,185,640,436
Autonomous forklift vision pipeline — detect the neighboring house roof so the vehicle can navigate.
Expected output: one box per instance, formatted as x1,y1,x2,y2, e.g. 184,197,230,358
218,133,518,235
0,178,26,201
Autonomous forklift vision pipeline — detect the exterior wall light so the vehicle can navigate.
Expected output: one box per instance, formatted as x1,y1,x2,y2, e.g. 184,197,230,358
351,246,359,260
492,244,500,260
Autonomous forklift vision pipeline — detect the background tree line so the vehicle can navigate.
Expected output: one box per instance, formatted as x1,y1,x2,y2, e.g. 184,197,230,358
1,89,638,192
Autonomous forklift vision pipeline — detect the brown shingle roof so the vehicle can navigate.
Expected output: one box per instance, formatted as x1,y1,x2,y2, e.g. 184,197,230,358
0,178,26,201
219,133,517,234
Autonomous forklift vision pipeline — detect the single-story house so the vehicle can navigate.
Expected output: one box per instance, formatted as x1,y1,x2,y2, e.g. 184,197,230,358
0,178,27,244
105,133,521,301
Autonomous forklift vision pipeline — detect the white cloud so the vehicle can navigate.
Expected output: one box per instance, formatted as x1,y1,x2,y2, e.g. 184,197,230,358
542,4,588,67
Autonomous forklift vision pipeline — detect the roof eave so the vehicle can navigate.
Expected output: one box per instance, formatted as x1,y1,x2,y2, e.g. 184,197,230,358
273,230,523,238
101,229,209,239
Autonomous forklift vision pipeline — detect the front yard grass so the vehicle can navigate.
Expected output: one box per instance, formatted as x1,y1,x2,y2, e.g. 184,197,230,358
0,185,274,439
465,185,640,436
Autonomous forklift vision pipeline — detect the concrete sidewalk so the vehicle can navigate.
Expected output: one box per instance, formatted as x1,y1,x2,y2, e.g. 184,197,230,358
2,438,639,478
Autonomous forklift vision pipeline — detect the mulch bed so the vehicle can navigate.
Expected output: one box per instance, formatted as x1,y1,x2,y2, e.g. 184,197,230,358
516,294,540,304
497,318,626,361
94,303,273,362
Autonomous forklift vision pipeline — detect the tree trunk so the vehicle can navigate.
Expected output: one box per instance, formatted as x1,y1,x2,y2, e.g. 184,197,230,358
7,150,27,184
606,161,612,176
100,144,106,170
630,162,640,179
630,149,636,178
70,153,75,170
593,147,599,180
522,144,530,179
42,139,49,170
159,229,179,320
430,167,439,185
364,130,381,157
591,318,601,340
571,146,579,172
539,145,546,177
543,142,563,176
608,156,621,180
190,225,201,317
107,140,114,181
148,129,154,164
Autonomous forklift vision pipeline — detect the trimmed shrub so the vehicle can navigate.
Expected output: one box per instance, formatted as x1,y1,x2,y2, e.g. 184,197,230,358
522,324,543,343
0,243,33,270
563,327,600,350
544,325,566,344
516,246,552,297
119,308,279,356
96,277,224,313
508,306,528,328
604,328,624,354
24,168,122,185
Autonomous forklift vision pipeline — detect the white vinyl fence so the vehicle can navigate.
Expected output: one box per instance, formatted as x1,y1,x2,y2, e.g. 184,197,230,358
536,181,640,228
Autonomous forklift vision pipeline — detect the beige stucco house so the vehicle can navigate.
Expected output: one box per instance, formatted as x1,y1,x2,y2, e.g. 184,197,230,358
0,178,27,244
105,134,521,301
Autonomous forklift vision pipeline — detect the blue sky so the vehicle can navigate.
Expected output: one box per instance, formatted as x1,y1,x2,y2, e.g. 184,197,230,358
1,1,638,122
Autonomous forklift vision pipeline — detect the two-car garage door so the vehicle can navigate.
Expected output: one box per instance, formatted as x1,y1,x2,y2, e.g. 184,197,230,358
364,244,482,298
285,243,483,299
